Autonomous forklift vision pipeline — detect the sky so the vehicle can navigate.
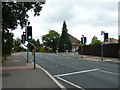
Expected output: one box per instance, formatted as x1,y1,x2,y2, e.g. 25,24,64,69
12,0,119,44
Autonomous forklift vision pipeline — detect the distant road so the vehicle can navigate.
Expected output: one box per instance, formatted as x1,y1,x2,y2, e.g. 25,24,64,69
22,52,119,89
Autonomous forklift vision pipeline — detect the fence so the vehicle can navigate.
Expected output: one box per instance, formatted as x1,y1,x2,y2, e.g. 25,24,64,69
78,43,120,58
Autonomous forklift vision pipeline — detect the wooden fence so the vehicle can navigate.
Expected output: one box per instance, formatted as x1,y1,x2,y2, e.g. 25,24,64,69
78,43,120,58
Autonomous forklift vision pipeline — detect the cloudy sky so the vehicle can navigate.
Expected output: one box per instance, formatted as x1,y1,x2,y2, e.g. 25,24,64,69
12,0,119,44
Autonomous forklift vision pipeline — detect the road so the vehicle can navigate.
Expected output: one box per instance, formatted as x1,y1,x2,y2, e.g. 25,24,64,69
22,52,119,89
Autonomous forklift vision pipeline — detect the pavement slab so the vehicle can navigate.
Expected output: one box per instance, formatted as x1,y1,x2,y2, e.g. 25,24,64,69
1,53,61,89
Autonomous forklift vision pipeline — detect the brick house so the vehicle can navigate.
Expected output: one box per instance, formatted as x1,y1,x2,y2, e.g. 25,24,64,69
68,34,80,51
105,38,118,44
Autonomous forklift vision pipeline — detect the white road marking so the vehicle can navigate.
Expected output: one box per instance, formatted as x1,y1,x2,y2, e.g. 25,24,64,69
98,69,120,75
56,76,85,90
35,64,66,89
22,56,66,90
54,68,99,77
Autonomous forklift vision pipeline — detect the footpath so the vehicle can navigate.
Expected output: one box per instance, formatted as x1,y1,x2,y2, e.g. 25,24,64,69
1,53,62,89
57,52,120,64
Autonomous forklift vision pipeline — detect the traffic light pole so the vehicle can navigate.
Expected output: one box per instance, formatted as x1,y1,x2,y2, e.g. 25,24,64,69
101,31,105,61
22,44,29,62
81,35,85,58
81,45,83,58
28,41,36,69
101,43,104,61
27,44,29,62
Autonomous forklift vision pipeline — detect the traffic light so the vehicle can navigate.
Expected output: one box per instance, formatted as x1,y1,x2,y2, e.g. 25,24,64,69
104,33,109,41
81,37,87,44
81,37,83,44
21,34,26,44
26,26,32,40
84,37,87,44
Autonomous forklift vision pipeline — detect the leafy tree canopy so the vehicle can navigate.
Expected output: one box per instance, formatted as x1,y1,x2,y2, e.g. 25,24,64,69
12,38,26,52
2,2,44,31
90,36,103,45
2,2,45,57
42,30,60,52
2,30,13,57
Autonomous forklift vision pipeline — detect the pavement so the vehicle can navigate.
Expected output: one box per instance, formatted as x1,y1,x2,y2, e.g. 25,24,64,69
1,53,63,89
56,52,120,64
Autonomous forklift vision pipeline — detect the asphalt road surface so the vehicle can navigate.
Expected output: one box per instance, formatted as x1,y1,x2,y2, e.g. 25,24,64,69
22,52,119,89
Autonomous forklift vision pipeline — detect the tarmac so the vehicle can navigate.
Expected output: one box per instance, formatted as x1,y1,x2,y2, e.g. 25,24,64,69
1,53,64,89
56,52,120,64
1,52,119,89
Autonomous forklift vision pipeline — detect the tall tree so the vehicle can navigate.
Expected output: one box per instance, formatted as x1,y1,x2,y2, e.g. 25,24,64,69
2,2,45,57
90,36,102,45
59,21,72,52
42,30,60,52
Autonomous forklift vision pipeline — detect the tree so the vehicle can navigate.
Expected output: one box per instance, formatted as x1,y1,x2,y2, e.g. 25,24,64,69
90,36,102,45
2,2,45,57
59,21,72,52
13,38,21,52
42,30,60,52
2,30,13,57
12,38,27,52
2,2,44,31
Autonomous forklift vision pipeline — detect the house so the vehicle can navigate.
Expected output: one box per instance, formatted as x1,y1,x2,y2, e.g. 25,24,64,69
68,34,80,51
105,38,118,44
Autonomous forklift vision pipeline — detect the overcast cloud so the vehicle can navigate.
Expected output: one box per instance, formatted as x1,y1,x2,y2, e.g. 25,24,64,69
13,0,119,44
